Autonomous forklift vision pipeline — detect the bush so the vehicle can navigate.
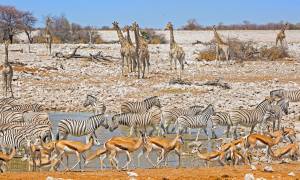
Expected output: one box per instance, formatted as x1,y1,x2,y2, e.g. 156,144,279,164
140,29,167,44
195,49,216,61
260,46,289,60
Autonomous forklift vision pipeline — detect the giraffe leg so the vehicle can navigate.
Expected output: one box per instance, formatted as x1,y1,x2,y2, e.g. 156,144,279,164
169,53,173,70
8,74,13,98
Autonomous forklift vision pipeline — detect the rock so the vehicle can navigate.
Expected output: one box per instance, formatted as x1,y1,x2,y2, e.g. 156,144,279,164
288,172,295,177
250,164,257,170
244,173,255,180
264,165,274,172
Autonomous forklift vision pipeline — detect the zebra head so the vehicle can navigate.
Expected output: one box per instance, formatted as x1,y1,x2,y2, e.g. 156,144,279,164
276,98,289,115
109,114,120,132
145,96,161,109
203,104,215,115
83,95,97,107
270,89,285,98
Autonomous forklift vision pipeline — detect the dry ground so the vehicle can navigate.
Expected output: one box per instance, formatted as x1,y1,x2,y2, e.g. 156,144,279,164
1,163,300,180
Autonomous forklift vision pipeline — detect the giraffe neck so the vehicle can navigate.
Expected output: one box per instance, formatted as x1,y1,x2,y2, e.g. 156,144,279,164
214,30,225,45
126,29,132,44
169,28,175,47
115,26,126,46
134,26,141,49
4,44,9,65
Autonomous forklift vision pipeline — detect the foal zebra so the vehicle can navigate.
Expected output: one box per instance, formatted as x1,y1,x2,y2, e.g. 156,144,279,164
57,113,108,142
270,89,300,102
83,94,106,114
110,106,162,136
162,105,203,133
264,98,289,131
176,104,215,141
121,96,161,113
231,97,273,138
211,112,233,138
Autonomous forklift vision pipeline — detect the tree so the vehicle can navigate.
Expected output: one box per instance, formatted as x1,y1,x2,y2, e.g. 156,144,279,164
20,11,37,44
182,19,202,30
0,5,23,43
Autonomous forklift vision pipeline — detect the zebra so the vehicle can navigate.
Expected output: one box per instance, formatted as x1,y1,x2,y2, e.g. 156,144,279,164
264,98,289,131
0,129,28,149
83,94,106,115
176,104,215,141
0,122,26,132
121,96,161,113
231,97,273,138
270,89,300,102
211,112,233,138
7,103,44,113
23,112,51,126
57,113,108,142
0,111,24,124
110,106,162,136
0,97,15,105
162,105,203,133
0,104,13,112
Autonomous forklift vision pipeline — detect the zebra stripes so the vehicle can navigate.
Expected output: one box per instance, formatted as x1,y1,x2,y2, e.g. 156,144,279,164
0,97,15,105
162,105,203,133
0,111,24,124
270,89,300,102
211,112,233,138
57,113,108,140
176,104,215,141
0,129,28,149
121,96,161,113
7,103,43,113
23,112,51,126
110,106,162,136
83,95,106,114
231,98,273,138
264,98,289,131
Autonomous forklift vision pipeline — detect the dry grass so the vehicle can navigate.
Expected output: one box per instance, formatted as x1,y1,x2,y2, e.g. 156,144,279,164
260,46,290,60
195,49,216,61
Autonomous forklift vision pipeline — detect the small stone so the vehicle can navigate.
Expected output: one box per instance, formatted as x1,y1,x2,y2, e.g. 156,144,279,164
244,173,255,180
264,165,274,172
250,164,257,170
288,172,295,177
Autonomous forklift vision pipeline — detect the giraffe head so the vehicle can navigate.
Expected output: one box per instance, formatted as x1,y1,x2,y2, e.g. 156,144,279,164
122,25,131,33
165,22,173,30
112,21,120,30
212,25,217,31
131,22,138,31
46,17,53,26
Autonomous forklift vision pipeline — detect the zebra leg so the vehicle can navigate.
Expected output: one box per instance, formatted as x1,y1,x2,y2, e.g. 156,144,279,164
277,118,281,130
195,129,201,141
129,126,134,137
226,126,230,138
250,126,255,134
203,128,211,141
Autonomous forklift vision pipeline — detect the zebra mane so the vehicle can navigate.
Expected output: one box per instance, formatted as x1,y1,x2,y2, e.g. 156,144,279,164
144,96,158,102
203,104,214,111
256,98,271,109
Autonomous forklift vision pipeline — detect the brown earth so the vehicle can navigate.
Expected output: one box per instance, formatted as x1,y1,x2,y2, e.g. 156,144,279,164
1,163,300,180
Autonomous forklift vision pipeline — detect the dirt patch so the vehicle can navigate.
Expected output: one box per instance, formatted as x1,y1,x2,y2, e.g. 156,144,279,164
1,163,300,180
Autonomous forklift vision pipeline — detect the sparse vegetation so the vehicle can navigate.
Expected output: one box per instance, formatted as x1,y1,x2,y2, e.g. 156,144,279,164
141,29,167,44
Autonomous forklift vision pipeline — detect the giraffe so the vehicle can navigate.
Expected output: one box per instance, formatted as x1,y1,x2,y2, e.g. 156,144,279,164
131,22,150,78
212,25,229,62
276,23,288,47
112,22,137,75
165,22,185,79
45,17,53,55
122,25,133,46
2,41,14,98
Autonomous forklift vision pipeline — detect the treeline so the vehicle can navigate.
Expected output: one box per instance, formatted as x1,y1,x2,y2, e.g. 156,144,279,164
181,19,300,30
1,5,300,44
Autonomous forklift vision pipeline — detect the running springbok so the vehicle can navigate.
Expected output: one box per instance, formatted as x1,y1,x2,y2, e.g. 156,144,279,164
0,147,16,172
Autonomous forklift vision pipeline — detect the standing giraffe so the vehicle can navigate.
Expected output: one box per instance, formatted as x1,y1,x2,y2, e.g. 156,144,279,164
112,22,136,75
165,22,185,79
131,22,150,78
123,25,133,46
45,17,53,55
212,25,229,61
2,41,14,98
276,23,288,47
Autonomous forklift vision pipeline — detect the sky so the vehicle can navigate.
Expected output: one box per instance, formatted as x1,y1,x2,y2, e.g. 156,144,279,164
1,0,300,28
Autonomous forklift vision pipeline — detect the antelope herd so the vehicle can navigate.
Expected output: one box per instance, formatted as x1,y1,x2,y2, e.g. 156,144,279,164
0,21,298,173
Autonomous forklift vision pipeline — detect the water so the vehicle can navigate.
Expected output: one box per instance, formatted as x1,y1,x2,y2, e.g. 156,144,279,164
22,112,225,170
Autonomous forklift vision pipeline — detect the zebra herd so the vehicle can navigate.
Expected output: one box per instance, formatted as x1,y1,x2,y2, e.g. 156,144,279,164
0,88,299,172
